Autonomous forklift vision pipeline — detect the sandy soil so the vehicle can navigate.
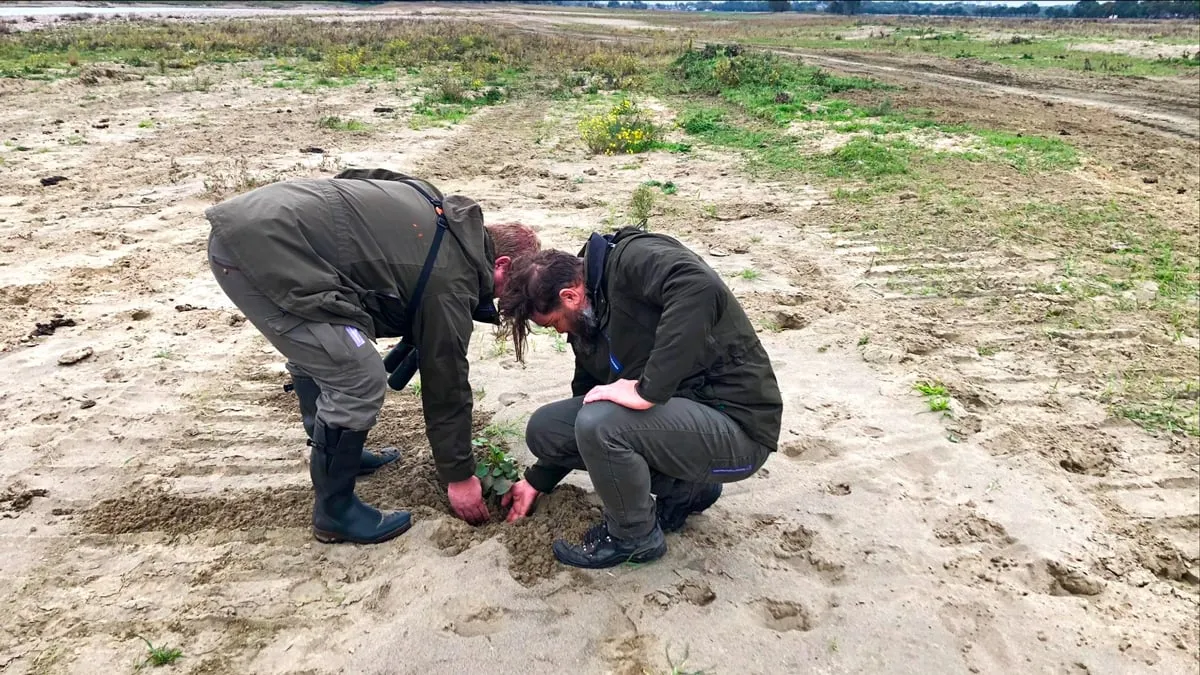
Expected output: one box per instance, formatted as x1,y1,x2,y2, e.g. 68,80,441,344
1068,39,1198,61
1,7,1198,675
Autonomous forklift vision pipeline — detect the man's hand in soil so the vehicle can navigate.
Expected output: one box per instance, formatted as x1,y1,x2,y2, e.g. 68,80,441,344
448,476,489,525
583,378,654,411
501,479,539,523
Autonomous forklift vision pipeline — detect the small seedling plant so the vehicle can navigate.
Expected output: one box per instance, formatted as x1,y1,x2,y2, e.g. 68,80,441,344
472,436,521,500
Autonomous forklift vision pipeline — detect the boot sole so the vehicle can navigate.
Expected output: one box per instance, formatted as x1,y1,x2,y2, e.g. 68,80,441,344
313,519,412,545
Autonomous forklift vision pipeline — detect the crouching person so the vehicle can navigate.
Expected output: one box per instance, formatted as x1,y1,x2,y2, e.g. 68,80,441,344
205,168,540,545
497,227,783,568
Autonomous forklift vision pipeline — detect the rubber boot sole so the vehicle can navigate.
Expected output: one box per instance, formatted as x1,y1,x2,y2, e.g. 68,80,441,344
312,519,412,545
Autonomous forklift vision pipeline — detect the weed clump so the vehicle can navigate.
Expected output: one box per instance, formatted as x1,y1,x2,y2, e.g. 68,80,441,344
579,98,660,155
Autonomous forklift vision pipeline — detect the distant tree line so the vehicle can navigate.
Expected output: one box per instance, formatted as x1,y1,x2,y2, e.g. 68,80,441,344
484,0,1200,19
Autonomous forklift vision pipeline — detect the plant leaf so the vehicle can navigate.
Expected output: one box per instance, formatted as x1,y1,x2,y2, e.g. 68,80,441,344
481,475,494,493
493,478,513,495
475,464,489,478
492,466,503,477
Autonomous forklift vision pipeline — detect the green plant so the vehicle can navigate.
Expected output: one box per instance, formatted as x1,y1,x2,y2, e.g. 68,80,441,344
138,119,154,128
630,184,656,227
738,268,761,280
318,116,367,132
914,380,952,413
643,179,678,195
579,97,660,155
472,435,521,499
135,636,182,669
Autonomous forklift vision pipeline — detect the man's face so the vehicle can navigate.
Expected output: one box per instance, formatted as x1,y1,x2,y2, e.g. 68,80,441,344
532,301,595,337
531,284,601,346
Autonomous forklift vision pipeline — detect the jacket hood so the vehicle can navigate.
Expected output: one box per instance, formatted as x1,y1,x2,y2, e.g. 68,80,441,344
443,193,496,304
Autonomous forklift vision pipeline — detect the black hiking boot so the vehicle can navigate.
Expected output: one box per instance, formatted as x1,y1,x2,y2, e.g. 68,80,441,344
286,375,399,475
310,422,411,545
655,482,722,533
552,520,667,569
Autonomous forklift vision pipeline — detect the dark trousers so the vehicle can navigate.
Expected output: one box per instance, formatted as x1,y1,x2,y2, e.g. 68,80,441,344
525,396,771,539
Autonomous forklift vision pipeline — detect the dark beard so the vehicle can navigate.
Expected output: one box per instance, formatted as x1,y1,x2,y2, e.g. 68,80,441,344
568,305,603,355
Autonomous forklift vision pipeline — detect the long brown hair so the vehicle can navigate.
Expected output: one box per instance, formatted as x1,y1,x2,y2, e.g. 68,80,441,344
497,249,584,362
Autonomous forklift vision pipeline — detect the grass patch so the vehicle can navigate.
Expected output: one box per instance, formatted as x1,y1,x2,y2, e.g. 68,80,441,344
728,27,1200,78
317,116,367,132
0,17,685,97
974,129,1077,171
662,46,1075,180
135,636,182,670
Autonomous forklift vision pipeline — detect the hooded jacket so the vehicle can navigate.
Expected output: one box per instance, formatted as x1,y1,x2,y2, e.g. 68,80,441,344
204,168,494,483
524,227,783,493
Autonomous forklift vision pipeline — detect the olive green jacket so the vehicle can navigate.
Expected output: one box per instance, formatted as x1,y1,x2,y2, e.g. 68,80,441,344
204,169,495,483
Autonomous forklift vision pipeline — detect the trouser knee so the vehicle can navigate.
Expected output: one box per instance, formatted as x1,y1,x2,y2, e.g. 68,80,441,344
573,401,619,462
524,404,561,463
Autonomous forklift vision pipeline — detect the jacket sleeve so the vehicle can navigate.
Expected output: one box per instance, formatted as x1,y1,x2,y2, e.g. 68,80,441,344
415,291,477,483
615,239,725,405
570,362,602,397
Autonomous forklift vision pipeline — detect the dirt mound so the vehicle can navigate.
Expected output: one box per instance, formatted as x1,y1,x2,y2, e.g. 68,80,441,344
82,487,311,535
82,393,600,585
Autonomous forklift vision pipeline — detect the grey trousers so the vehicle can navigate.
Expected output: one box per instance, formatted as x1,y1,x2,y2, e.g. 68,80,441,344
208,233,386,432
526,396,772,539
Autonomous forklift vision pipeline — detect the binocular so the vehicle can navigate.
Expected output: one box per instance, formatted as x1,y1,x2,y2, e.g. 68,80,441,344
383,340,420,391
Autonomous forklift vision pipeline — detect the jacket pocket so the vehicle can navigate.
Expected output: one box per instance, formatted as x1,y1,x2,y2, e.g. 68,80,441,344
305,323,360,364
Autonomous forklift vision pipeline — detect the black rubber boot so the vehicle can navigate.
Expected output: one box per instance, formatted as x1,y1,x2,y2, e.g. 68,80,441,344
552,520,667,569
655,481,722,533
309,422,412,545
286,375,399,475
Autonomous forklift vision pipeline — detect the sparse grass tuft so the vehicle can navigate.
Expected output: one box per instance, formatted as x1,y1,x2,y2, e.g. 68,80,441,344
317,116,367,132
135,636,182,669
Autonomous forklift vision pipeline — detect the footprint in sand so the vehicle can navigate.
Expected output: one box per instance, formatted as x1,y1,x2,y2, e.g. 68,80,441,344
934,509,1015,547
756,598,814,632
644,579,717,610
779,435,846,462
446,605,506,637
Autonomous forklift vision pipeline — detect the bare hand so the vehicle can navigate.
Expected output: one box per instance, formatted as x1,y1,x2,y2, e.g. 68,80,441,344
501,479,539,523
583,378,654,410
447,476,489,525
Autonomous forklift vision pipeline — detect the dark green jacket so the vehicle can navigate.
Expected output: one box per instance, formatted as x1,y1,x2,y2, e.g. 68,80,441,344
526,227,783,493
204,169,494,483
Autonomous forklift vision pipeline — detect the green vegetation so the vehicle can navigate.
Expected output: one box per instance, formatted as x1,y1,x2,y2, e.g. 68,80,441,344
643,179,678,195
661,46,1076,180
317,115,367,132
135,636,182,669
472,420,524,499
679,23,1200,77
580,97,661,154
629,183,656,227
914,380,952,413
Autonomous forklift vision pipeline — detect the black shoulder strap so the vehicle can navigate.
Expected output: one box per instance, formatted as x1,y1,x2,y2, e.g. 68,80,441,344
400,180,448,341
